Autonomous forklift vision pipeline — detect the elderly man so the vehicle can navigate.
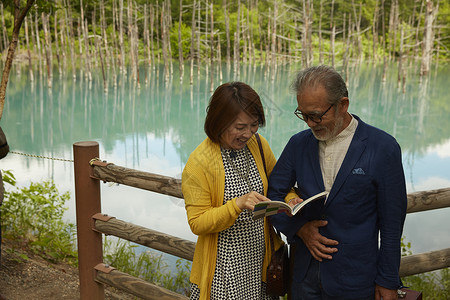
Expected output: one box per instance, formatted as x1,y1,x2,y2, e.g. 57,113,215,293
268,65,407,300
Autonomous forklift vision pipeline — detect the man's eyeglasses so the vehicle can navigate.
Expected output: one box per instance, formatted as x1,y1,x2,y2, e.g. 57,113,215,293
294,104,334,124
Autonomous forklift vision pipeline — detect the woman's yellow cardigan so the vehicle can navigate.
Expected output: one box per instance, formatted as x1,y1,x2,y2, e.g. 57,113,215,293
182,134,295,300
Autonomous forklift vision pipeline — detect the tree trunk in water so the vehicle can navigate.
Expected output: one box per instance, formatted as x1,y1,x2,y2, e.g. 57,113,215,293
217,35,222,82
398,25,406,93
190,0,196,84
134,3,140,88
388,0,399,62
59,12,67,73
209,2,214,92
343,14,350,83
271,2,277,81
330,25,336,68
0,0,35,121
264,10,270,79
161,0,170,82
234,0,240,77
196,2,200,77
178,0,184,81
242,8,247,65
143,4,150,84
127,0,136,82
34,12,43,77
150,4,155,72
92,7,107,92
381,0,387,82
302,0,311,67
80,0,92,81
414,1,425,61
41,13,53,88
223,0,231,72
100,0,110,69
119,0,126,75
64,0,76,80
24,16,33,82
247,4,253,67
83,18,92,82
421,0,435,77
54,12,62,75
0,3,9,54
351,0,363,63
372,0,380,62
318,0,324,64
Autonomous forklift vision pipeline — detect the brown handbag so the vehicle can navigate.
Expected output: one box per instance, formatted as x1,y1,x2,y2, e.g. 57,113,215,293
266,218,289,296
397,288,422,300
255,133,290,296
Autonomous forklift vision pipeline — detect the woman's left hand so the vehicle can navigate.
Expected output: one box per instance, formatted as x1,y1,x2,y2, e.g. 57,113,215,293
235,191,270,211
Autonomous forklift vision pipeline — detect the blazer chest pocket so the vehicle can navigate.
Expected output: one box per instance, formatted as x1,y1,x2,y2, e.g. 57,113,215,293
341,174,376,204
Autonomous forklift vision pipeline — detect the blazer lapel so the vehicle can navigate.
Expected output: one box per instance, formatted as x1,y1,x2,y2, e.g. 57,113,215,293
325,120,368,206
306,134,325,190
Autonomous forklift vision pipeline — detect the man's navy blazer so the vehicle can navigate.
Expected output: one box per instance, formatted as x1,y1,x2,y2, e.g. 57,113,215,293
268,115,407,298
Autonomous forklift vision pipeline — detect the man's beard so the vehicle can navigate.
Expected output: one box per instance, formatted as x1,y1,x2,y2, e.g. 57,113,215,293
311,113,344,142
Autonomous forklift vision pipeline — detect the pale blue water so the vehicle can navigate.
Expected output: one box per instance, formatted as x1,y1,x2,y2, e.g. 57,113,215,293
2,62,450,260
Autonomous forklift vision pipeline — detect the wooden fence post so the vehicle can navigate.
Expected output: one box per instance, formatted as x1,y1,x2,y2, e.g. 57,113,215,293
73,141,104,299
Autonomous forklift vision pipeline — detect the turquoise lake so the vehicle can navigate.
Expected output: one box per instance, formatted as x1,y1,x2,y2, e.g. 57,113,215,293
2,62,450,258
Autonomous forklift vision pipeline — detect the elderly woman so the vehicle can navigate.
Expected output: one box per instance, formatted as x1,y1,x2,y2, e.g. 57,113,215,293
182,82,292,300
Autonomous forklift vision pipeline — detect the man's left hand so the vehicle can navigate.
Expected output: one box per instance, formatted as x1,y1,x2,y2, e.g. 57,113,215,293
375,284,397,300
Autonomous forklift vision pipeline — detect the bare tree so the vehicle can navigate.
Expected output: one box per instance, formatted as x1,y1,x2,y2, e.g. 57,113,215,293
178,0,184,81
330,0,336,67
0,0,36,120
421,0,437,77
41,12,52,87
223,0,231,71
24,16,33,81
0,3,9,53
189,0,196,84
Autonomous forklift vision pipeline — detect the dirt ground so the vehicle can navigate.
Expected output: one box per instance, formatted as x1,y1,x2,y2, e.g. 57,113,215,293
0,238,136,300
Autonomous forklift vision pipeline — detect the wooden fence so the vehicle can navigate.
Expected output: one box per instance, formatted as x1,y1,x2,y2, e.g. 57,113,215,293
73,141,450,300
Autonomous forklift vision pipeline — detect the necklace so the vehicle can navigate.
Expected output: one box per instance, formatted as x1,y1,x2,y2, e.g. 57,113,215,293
224,146,252,191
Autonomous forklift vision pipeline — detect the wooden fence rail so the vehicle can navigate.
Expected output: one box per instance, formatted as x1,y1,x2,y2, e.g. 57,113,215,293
94,263,188,300
399,248,450,277
90,159,450,214
74,141,450,300
93,214,195,261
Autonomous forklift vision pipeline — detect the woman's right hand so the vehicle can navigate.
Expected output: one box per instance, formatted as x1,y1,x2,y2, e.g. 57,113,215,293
235,191,270,211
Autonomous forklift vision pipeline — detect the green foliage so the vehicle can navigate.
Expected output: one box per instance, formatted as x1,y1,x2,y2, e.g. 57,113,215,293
401,237,412,256
103,237,191,296
402,268,450,299
2,169,16,186
169,21,193,59
3,0,448,65
1,171,78,265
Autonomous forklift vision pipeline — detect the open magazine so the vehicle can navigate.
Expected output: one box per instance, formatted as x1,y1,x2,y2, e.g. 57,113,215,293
252,191,329,220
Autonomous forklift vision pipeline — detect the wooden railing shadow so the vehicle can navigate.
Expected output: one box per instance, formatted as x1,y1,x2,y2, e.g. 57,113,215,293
73,141,450,300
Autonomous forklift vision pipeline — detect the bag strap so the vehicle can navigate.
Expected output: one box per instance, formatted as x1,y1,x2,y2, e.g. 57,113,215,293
255,133,267,176
255,133,276,254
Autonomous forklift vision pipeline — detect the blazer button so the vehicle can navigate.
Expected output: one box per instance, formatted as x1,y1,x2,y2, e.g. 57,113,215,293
321,214,327,220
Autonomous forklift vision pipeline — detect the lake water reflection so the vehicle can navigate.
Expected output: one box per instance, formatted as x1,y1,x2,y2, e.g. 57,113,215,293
2,62,450,257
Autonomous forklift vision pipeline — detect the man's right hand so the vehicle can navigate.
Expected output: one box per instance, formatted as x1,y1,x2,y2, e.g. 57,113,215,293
297,220,339,261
